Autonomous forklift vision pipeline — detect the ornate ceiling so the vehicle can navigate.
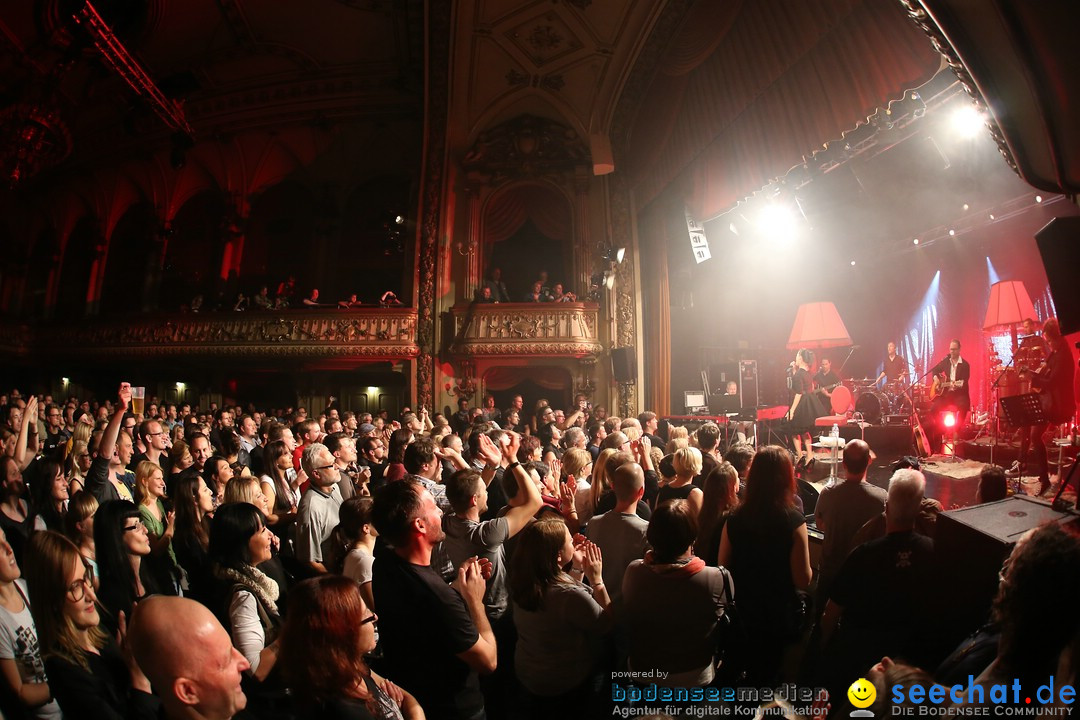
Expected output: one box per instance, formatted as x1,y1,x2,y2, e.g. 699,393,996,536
447,0,669,152
0,0,423,183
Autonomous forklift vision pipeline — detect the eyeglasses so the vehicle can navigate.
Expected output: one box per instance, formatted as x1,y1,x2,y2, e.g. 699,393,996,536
123,519,146,533
359,613,377,626
66,575,93,603
148,432,164,437
314,464,336,471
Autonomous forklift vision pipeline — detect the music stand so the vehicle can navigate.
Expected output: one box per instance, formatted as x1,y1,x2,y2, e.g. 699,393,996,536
999,393,1047,428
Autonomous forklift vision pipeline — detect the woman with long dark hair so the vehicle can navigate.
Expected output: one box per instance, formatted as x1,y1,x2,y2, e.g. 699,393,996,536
208,503,281,682
94,501,167,633
258,440,298,537
784,348,825,471
280,575,422,719
203,456,232,509
509,516,610,715
0,456,31,562
383,428,412,484
171,475,214,603
718,446,812,685
24,531,157,719
29,458,68,533
696,461,739,565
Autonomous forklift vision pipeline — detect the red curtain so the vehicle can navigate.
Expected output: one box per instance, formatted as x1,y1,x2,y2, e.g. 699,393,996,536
626,0,941,218
482,366,571,391
483,184,571,244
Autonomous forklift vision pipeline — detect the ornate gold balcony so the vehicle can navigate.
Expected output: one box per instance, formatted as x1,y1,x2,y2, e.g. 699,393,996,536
1,309,420,360
449,302,603,357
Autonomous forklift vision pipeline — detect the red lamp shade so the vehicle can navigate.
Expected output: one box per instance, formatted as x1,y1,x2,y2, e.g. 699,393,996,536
983,280,1038,331
786,302,852,349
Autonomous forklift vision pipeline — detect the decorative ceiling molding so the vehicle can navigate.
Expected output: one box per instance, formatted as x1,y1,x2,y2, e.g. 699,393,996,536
463,114,589,185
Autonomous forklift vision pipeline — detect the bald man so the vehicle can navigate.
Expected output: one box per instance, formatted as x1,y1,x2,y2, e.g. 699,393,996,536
129,596,250,720
586,461,649,608
813,439,887,604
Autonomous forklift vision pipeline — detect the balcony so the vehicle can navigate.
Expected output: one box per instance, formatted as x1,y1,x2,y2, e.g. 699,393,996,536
448,302,603,358
0,308,420,361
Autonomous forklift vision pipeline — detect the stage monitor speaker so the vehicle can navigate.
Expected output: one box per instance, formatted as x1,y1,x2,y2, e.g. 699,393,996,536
611,347,637,382
1036,216,1080,334
935,495,1079,642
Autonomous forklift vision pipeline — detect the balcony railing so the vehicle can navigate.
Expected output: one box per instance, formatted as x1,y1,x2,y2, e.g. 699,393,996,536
0,308,420,360
449,302,603,357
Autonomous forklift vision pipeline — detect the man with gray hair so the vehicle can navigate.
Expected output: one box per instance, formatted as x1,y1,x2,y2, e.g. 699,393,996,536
819,468,936,686
562,425,586,451
296,442,342,574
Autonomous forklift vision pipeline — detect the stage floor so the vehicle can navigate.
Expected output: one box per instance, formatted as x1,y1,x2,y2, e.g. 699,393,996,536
800,434,1077,510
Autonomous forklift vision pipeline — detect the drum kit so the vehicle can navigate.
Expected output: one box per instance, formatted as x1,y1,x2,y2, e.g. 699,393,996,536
842,378,928,425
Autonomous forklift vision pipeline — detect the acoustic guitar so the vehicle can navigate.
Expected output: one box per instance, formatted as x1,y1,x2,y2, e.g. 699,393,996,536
912,409,931,457
930,375,964,400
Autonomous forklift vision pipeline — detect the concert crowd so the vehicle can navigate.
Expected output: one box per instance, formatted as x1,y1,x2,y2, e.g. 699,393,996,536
0,375,1077,720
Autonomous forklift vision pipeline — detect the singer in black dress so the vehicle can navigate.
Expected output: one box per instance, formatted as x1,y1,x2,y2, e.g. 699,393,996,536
785,349,826,470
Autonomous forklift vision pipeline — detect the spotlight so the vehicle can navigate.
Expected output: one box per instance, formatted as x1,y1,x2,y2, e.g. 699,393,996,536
394,215,405,225
601,247,626,264
943,411,957,428
603,270,616,290
951,105,984,138
1035,195,1043,203
913,238,920,245
850,260,856,267
729,223,738,236
989,214,995,220
948,229,956,236
962,203,969,211
755,203,798,242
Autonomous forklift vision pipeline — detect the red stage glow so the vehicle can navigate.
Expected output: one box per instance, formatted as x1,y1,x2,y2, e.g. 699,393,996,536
943,411,957,428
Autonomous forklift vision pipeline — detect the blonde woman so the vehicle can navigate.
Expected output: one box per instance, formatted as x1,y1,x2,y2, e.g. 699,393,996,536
66,440,92,495
654,448,704,519
63,492,99,589
134,462,180,595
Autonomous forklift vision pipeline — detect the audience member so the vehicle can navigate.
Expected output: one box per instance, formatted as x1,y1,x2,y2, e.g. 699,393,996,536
623,499,732,687
695,460,739,566
134,461,181,595
281,576,423,719
812,439,886,604
718,446,812,685
63,491,99,588
295,443,342,575
95,500,168,633
372,478,496,719
29,458,68,533
129,596,250,720
0,527,62,720
207,503,281,683
24,531,158,719
585,462,649,610
654,447,703,518
977,464,1008,504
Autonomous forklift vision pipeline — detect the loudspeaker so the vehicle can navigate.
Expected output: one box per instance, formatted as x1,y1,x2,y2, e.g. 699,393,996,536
739,360,759,407
1036,217,1080,334
935,496,1080,641
611,347,637,382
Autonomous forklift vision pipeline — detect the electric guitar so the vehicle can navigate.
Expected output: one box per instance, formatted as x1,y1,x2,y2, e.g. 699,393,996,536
813,381,843,404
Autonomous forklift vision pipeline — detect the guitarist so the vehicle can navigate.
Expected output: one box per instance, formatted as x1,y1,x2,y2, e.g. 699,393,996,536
814,357,842,406
927,339,971,449
1015,318,1077,495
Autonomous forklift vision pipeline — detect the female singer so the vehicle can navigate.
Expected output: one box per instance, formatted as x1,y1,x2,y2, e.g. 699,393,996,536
785,349,826,471
1018,317,1076,495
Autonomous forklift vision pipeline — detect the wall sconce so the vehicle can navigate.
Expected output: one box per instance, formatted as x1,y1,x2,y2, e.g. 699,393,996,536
455,239,478,257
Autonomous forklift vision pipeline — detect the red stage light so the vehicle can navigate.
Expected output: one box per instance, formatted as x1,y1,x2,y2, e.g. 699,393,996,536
943,411,957,428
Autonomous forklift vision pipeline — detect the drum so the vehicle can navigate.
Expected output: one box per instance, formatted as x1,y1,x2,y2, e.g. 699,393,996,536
997,368,1021,398
829,385,853,414
854,390,891,424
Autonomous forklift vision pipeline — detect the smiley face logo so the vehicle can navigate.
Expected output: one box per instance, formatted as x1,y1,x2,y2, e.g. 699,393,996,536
847,678,876,709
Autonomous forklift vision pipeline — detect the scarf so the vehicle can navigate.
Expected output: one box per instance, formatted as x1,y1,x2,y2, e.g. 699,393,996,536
643,550,705,578
214,563,280,616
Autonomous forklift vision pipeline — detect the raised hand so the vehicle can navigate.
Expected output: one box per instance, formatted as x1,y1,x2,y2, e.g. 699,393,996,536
475,433,502,466
118,382,132,411
580,539,604,585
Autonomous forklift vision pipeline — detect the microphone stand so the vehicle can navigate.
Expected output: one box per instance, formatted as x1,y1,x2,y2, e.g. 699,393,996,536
986,357,1016,466
836,345,858,376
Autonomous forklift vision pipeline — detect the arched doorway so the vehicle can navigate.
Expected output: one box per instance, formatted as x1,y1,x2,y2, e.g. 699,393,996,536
482,365,573,424
55,217,98,318
483,183,573,300
161,191,228,311
101,202,156,315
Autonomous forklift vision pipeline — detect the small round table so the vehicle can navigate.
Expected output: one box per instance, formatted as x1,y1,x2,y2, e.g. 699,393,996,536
813,436,847,483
